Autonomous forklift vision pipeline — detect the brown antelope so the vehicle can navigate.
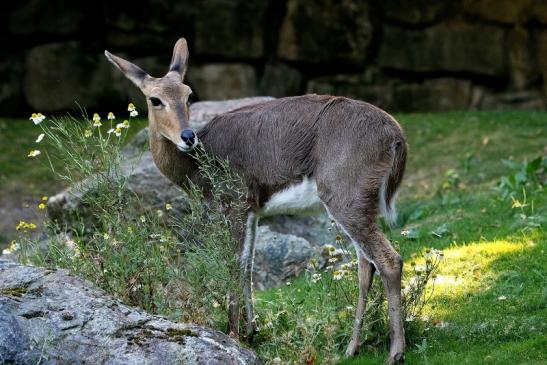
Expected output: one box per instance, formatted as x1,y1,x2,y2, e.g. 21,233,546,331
105,38,407,363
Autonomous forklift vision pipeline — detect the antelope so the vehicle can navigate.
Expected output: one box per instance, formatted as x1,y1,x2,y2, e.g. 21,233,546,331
105,38,407,363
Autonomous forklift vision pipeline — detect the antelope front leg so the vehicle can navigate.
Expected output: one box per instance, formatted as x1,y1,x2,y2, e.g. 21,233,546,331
241,212,259,338
346,255,375,356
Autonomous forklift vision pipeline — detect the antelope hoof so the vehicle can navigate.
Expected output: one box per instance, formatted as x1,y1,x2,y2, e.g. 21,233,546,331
345,339,360,357
386,352,405,364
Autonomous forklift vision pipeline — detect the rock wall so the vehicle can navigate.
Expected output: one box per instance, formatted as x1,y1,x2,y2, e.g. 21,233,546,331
3,0,547,115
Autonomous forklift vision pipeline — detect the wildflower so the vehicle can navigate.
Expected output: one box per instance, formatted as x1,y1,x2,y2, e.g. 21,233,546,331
117,120,130,129
311,273,321,283
35,133,45,143
92,113,102,127
2,241,20,255
212,300,220,308
497,295,507,301
41,196,48,201
328,257,338,264
333,270,345,280
16,220,37,231
156,209,164,217
103,233,110,240
140,216,146,223
130,110,138,117
127,103,136,112
114,127,122,137
401,230,411,237
28,150,41,157
286,281,292,286
29,113,46,124
325,265,333,271
335,234,342,242
84,129,92,138
322,244,336,256
165,203,173,211
38,203,46,210
107,112,115,120
107,128,115,134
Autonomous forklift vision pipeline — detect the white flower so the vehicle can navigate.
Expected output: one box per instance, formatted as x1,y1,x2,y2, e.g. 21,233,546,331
28,150,41,157
92,113,102,127
35,133,45,143
29,113,46,124
130,110,138,117
497,295,507,301
333,270,345,280
116,122,129,129
114,128,122,137
328,257,338,264
107,128,115,134
107,112,115,120
103,233,110,240
127,103,136,112
140,216,146,223
311,273,321,283
84,129,92,138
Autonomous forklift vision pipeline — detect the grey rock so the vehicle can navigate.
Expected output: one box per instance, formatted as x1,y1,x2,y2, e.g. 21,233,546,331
392,78,473,112
260,213,333,248
277,0,374,65
24,42,128,112
253,226,315,290
0,262,262,364
259,63,303,97
193,0,268,59
378,23,508,77
381,0,453,25
187,64,258,100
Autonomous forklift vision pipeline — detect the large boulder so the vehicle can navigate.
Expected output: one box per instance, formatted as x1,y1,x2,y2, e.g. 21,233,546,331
277,0,374,65
0,261,262,364
380,0,453,25
378,23,508,77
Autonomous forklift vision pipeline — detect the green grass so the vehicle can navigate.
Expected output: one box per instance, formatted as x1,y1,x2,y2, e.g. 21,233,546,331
255,111,546,364
1,111,546,364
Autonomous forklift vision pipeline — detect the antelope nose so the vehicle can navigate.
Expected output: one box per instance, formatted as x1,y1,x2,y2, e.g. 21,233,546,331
181,129,195,143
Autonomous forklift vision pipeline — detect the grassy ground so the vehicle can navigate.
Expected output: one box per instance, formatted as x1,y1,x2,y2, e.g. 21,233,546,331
1,111,545,364
255,111,546,364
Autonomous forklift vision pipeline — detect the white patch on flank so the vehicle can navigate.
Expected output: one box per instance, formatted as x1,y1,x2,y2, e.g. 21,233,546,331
260,177,323,217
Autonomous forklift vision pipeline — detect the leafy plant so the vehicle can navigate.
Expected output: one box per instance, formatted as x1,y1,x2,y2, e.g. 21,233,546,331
495,156,545,201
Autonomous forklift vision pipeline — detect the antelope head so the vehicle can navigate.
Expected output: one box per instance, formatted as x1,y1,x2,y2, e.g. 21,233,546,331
104,38,198,152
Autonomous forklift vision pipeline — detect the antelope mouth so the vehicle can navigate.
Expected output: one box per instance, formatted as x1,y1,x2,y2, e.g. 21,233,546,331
177,137,199,152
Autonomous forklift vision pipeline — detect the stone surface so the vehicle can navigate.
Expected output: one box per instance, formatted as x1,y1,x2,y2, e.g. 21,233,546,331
187,64,258,100
277,0,374,65
259,62,304,97
193,0,268,59
0,262,262,364
253,226,315,290
306,69,394,111
378,23,508,77
24,42,128,112
463,0,533,24
392,78,473,112
381,0,453,25
260,213,333,248
508,27,540,90
537,31,547,104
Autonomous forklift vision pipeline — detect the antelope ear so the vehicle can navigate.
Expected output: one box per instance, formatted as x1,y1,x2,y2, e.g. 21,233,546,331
168,38,189,80
104,50,149,88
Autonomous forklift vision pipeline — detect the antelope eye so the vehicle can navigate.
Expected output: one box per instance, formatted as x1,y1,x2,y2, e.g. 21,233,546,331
187,93,195,106
150,97,163,107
